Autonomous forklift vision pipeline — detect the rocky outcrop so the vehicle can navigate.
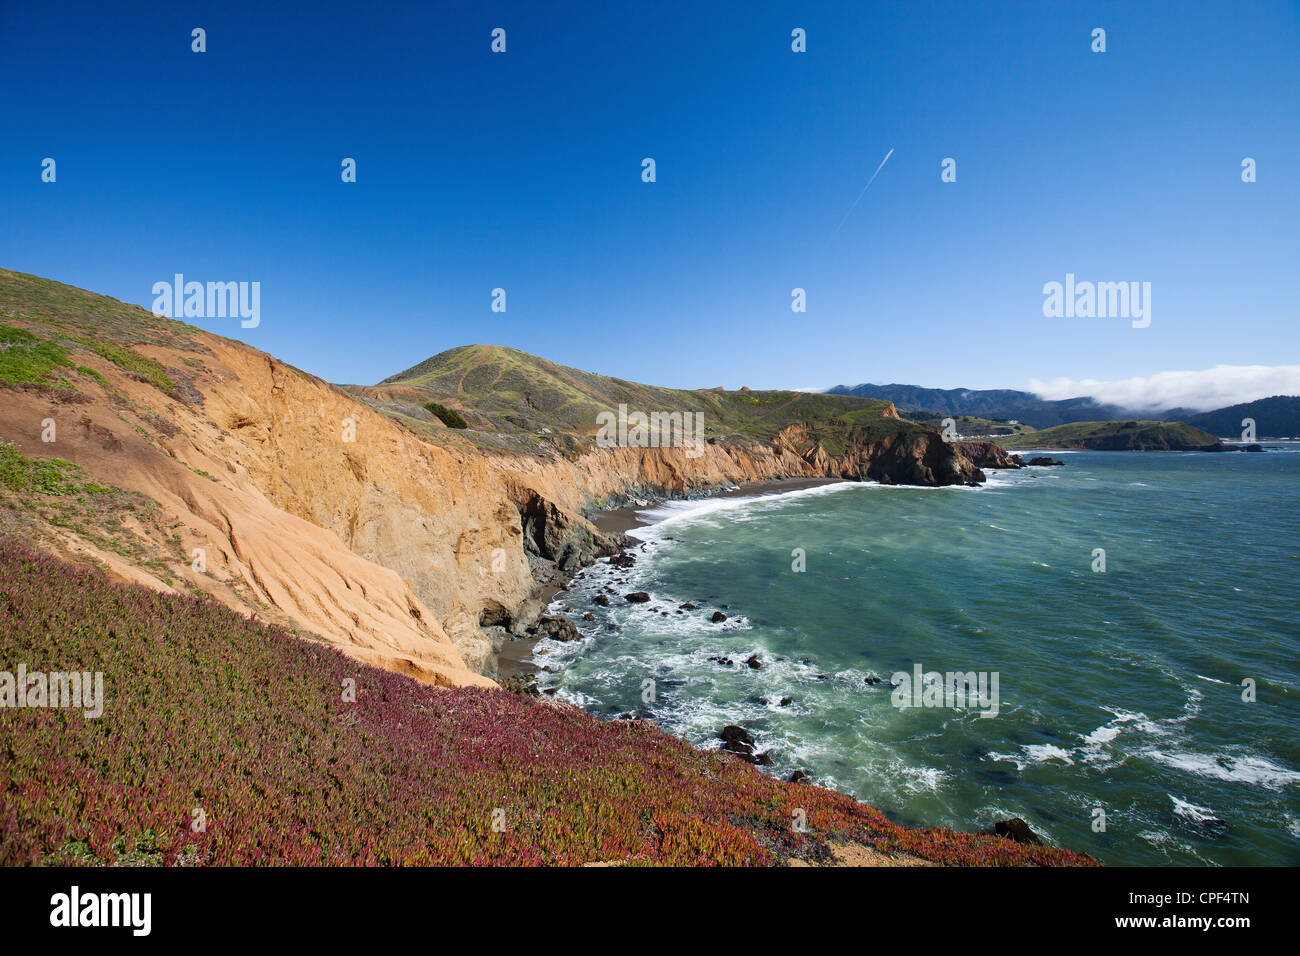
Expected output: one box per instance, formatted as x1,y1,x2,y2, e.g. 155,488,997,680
954,440,1022,470
993,817,1044,845
513,488,623,571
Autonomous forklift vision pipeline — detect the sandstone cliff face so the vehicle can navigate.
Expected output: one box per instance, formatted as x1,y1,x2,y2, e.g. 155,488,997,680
489,422,984,526
193,338,536,628
1,330,535,688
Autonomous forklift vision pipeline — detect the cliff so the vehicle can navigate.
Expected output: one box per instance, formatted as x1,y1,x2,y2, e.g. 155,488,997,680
1,269,1007,686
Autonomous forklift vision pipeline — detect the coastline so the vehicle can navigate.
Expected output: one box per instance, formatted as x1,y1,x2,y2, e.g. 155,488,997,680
589,476,845,536
497,476,846,681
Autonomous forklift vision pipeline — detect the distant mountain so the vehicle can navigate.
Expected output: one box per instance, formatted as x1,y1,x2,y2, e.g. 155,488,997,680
1165,396,1300,439
824,383,1122,429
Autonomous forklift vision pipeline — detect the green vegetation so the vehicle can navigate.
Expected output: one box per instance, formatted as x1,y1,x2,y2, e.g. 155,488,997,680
423,401,468,428
0,324,73,386
0,443,84,496
0,267,201,352
0,268,207,402
999,420,1221,451
69,334,174,394
0,443,176,576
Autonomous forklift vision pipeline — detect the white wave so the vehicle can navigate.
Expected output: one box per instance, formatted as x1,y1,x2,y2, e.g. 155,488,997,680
1170,795,1219,822
628,482,860,539
1146,750,1300,789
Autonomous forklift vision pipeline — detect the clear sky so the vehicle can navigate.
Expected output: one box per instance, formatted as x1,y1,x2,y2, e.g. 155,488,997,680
2,1,1297,398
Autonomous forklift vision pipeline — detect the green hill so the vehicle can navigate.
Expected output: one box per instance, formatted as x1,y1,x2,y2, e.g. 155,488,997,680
361,344,925,455
999,420,1222,451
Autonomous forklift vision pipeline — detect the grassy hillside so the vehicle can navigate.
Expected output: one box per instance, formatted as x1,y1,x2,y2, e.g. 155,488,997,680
361,344,927,454
999,420,1222,451
0,537,1091,867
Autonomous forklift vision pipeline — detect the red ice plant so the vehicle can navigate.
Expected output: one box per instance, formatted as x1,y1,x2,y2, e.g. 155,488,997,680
0,537,1094,867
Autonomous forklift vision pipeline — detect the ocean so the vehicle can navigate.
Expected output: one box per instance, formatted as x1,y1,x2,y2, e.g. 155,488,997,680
534,448,1300,865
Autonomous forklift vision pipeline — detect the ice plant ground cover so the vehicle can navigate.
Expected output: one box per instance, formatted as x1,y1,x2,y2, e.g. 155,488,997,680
0,537,1093,866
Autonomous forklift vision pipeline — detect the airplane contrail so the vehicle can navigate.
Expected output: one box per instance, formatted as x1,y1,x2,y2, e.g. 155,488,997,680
833,147,894,233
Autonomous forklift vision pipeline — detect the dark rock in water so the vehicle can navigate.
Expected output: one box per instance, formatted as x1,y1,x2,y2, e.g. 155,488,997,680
609,552,636,569
1244,444,1264,452
815,674,828,681
535,615,581,642
745,654,762,669
719,725,755,756
720,725,754,745
711,611,728,623
750,751,774,766
788,770,809,784
581,612,595,622
708,656,734,667
1027,457,1064,467
592,593,610,607
626,591,651,603
993,817,1043,845
780,696,793,706
679,603,697,610
865,675,882,685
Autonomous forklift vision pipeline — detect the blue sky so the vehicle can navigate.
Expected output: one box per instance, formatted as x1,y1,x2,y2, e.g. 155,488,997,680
2,0,1297,399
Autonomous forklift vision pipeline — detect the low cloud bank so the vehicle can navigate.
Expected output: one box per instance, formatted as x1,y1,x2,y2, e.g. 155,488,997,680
1029,365,1300,413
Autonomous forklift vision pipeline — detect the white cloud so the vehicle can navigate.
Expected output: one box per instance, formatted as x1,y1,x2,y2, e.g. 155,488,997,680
1028,365,1300,413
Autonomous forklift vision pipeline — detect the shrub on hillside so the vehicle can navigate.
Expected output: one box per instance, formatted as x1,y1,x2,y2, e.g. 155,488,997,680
424,402,468,429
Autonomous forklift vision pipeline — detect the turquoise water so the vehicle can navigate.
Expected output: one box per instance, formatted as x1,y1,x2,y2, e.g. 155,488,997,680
535,449,1300,865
